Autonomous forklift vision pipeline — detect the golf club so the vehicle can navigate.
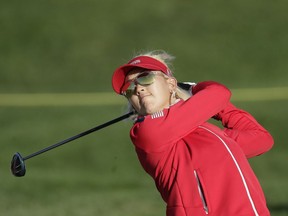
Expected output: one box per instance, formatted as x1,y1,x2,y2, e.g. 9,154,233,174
11,111,134,177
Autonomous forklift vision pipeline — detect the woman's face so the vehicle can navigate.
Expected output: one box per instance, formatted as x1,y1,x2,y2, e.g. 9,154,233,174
124,70,177,116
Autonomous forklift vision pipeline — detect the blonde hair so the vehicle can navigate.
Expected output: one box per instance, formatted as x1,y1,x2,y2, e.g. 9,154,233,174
126,50,191,117
136,50,175,76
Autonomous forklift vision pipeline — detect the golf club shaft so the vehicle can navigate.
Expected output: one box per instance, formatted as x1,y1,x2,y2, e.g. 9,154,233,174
23,112,134,161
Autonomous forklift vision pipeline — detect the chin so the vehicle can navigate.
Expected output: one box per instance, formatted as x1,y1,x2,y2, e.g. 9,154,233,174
144,107,159,115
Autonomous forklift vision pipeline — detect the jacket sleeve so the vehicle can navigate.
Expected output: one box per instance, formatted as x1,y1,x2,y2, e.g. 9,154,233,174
131,81,231,152
214,102,274,158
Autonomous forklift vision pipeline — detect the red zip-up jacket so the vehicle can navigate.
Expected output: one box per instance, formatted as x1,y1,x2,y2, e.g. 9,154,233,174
130,81,274,216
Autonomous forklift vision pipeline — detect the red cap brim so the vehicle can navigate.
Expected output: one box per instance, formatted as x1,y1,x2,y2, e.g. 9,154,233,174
112,56,169,94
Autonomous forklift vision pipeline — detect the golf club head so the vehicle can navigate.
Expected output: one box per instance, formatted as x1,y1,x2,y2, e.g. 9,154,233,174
11,152,26,177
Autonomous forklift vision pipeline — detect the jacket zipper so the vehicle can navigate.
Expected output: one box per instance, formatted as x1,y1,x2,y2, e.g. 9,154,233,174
194,170,209,214
198,125,259,216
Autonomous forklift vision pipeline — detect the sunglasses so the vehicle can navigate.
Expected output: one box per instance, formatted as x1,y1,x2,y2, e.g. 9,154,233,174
121,71,163,98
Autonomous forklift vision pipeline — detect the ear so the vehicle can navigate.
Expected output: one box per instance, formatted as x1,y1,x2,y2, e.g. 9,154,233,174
167,77,177,92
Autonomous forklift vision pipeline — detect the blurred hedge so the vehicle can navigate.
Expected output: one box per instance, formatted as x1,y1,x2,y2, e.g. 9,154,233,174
1,0,287,93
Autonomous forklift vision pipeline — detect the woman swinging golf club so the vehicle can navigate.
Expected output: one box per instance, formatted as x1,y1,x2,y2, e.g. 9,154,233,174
111,50,274,216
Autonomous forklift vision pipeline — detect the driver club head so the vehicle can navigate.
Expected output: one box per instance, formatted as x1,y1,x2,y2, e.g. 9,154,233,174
11,152,26,177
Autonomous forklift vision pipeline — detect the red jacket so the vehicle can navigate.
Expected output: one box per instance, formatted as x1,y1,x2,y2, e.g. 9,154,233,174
130,81,274,216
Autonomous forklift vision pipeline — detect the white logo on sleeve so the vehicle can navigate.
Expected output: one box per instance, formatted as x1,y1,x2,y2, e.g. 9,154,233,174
151,111,164,119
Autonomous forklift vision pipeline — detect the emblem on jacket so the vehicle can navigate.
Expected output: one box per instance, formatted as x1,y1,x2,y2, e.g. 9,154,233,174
151,111,164,119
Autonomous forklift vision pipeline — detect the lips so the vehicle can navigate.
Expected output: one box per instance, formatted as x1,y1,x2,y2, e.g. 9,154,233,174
140,94,149,99
139,94,152,104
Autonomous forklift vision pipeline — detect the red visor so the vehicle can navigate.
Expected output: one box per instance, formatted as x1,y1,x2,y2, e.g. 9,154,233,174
112,56,170,94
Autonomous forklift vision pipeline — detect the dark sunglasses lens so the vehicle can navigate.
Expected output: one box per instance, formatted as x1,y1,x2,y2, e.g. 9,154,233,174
124,83,136,97
136,72,155,85
123,72,156,97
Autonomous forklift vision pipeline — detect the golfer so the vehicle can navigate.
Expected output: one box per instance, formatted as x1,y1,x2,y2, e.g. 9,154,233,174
111,50,274,216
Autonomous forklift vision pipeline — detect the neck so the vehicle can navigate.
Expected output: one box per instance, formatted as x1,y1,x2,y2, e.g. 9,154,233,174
169,94,179,106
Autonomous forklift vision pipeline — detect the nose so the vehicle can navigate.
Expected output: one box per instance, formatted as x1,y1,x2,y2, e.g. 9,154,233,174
135,84,145,95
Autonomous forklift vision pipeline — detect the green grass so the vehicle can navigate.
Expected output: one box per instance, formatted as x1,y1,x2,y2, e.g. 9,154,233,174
1,0,288,215
1,101,287,215
1,0,288,93
0,106,164,216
